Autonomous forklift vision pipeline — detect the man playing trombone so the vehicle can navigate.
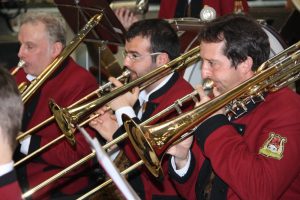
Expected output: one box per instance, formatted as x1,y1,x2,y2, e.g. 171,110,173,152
168,14,300,199
89,18,195,199
12,11,100,199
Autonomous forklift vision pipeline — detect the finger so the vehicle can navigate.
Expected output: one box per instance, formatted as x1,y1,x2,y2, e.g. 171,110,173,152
195,85,206,100
110,114,117,121
213,87,221,97
108,76,123,87
131,86,140,97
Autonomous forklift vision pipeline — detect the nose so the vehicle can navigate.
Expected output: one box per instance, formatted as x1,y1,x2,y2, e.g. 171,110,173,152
123,56,134,68
201,61,212,79
18,44,25,59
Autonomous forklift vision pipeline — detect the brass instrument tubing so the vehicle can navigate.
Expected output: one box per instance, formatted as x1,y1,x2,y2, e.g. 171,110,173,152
16,70,130,141
14,114,101,167
21,150,97,199
15,71,131,165
14,134,65,167
19,88,200,197
122,43,300,178
21,14,103,104
19,47,200,197
21,41,300,198
56,46,200,126
20,132,128,197
77,160,144,200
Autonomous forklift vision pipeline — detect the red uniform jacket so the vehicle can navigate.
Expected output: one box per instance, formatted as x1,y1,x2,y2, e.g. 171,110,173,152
14,57,99,199
159,0,249,18
0,170,22,200
114,72,195,200
170,87,300,199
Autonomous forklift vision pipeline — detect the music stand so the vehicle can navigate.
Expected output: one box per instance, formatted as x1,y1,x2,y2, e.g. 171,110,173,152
54,0,125,45
53,0,126,80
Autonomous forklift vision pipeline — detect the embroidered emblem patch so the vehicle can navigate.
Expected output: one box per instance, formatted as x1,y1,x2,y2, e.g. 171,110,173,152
259,133,287,160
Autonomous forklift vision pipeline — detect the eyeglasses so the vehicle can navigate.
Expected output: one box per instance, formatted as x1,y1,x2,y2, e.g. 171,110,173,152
122,51,162,61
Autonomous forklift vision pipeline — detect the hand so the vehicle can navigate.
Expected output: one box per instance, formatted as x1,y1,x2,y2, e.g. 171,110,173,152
107,76,140,111
195,85,225,115
114,8,139,30
89,106,118,142
167,135,194,169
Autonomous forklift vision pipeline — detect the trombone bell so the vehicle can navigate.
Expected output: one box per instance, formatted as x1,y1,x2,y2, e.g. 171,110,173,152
123,114,163,178
49,100,76,146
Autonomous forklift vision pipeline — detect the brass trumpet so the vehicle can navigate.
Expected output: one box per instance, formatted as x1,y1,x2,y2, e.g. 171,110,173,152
20,14,103,104
124,41,300,178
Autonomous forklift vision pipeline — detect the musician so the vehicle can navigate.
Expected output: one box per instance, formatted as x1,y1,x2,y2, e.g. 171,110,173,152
0,68,23,200
168,14,300,199
89,19,194,200
13,12,99,199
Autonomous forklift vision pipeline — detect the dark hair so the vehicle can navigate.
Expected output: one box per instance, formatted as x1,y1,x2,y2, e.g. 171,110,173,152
0,68,23,151
199,14,270,71
126,18,180,60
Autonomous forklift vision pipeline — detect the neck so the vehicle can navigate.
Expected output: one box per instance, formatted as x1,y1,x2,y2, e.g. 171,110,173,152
0,144,13,165
145,76,167,93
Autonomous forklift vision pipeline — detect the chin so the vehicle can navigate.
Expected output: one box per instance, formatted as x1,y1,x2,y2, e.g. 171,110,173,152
23,67,37,76
130,73,138,80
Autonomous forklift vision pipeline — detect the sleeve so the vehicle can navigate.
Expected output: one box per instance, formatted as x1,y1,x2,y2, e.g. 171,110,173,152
196,107,300,199
0,170,22,200
168,138,206,200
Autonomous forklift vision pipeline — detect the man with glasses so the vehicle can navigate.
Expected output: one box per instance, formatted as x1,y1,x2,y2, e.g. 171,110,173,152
89,18,194,199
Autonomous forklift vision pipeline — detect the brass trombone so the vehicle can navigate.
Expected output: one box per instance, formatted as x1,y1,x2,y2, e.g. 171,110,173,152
15,46,200,167
19,13,103,104
20,46,202,198
21,80,213,199
49,46,200,141
21,41,300,199
14,69,131,167
123,41,300,178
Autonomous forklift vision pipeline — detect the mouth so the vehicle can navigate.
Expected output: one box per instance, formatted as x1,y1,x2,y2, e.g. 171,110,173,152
129,72,138,80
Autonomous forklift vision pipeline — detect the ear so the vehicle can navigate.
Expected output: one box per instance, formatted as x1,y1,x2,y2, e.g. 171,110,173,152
155,52,170,66
51,42,64,58
239,56,253,75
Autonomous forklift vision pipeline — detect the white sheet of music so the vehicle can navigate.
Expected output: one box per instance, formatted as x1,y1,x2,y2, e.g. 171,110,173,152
78,126,140,200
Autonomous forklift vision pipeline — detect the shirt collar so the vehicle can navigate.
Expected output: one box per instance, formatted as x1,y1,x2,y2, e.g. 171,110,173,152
138,72,174,105
26,74,36,81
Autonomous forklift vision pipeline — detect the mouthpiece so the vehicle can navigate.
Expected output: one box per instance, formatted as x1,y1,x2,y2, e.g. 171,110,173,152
11,60,25,76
